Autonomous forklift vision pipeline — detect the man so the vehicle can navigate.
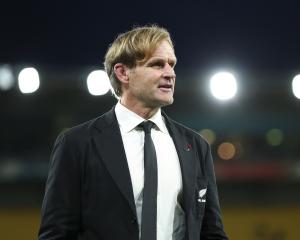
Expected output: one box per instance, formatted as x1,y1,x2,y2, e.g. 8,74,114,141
39,25,228,240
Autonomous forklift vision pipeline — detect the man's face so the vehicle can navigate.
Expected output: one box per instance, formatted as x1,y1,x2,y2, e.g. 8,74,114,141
124,40,177,109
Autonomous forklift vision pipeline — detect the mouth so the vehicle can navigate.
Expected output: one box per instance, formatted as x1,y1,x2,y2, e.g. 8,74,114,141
158,83,173,92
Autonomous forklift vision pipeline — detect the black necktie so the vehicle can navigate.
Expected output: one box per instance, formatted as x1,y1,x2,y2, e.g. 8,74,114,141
139,121,157,240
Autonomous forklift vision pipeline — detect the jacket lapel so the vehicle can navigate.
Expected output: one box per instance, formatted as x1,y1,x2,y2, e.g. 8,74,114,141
163,113,197,214
92,108,136,216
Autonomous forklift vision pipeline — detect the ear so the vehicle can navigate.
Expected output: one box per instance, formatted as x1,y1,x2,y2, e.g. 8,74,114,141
114,63,130,84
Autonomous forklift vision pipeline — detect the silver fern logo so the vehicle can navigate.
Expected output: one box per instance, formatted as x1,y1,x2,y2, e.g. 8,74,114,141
198,189,207,202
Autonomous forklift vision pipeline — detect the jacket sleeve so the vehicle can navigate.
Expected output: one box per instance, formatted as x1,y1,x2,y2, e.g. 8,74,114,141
38,133,81,239
199,140,229,240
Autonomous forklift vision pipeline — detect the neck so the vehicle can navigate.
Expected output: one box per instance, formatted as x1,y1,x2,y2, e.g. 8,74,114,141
119,99,160,119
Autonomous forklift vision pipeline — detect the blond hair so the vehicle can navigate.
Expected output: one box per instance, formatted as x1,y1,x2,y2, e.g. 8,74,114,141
104,25,174,97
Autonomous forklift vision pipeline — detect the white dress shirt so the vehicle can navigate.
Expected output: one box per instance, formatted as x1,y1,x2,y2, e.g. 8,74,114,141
115,102,184,240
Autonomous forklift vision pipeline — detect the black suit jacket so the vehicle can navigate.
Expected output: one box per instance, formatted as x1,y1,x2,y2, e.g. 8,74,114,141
38,107,228,240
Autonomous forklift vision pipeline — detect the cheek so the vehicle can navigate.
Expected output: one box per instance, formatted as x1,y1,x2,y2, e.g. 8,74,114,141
131,71,160,90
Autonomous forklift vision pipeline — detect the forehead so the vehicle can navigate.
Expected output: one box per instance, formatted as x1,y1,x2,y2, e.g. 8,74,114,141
150,40,176,61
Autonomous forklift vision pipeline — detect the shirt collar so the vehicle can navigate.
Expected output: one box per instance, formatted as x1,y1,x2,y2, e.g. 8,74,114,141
115,102,168,134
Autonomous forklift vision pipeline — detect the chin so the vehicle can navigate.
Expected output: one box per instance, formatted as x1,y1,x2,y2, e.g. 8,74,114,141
159,97,174,107
146,98,173,108
146,93,174,108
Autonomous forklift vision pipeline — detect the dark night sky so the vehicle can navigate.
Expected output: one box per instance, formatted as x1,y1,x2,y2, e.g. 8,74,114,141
1,0,300,72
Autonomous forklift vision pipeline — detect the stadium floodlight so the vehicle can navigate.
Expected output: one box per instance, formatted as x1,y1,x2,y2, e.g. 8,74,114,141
292,74,300,99
0,64,14,91
18,67,40,94
210,72,237,100
87,70,110,96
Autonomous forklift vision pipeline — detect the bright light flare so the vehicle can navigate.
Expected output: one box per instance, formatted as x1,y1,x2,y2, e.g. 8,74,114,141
87,70,110,96
18,67,40,94
292,74,300,99
210,72,237,100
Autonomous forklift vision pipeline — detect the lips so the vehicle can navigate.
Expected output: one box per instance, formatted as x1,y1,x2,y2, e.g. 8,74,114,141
158,83,172,90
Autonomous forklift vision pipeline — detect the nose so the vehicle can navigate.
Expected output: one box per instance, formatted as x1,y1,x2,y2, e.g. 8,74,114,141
162,64,176,80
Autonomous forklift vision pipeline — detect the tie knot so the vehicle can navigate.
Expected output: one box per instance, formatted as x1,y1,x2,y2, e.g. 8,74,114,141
138,121,155,134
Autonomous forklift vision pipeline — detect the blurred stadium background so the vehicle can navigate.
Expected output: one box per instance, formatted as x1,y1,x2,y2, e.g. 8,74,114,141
1,1,300,240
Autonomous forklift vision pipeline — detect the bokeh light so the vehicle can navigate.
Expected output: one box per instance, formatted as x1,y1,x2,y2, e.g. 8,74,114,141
18,67,40,94
265,129,283,146
210,72,237,100
292,74,300,99
0,65,14,91
199,129,216,144
217,142,236,160
87,70,110,96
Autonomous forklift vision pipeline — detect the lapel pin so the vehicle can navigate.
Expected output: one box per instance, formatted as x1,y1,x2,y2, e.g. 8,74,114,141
184,143,192,151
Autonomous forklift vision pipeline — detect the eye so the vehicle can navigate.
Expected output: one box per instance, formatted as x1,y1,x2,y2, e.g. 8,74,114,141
169,60,176,68
149,60,165,68
169,62,176,69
